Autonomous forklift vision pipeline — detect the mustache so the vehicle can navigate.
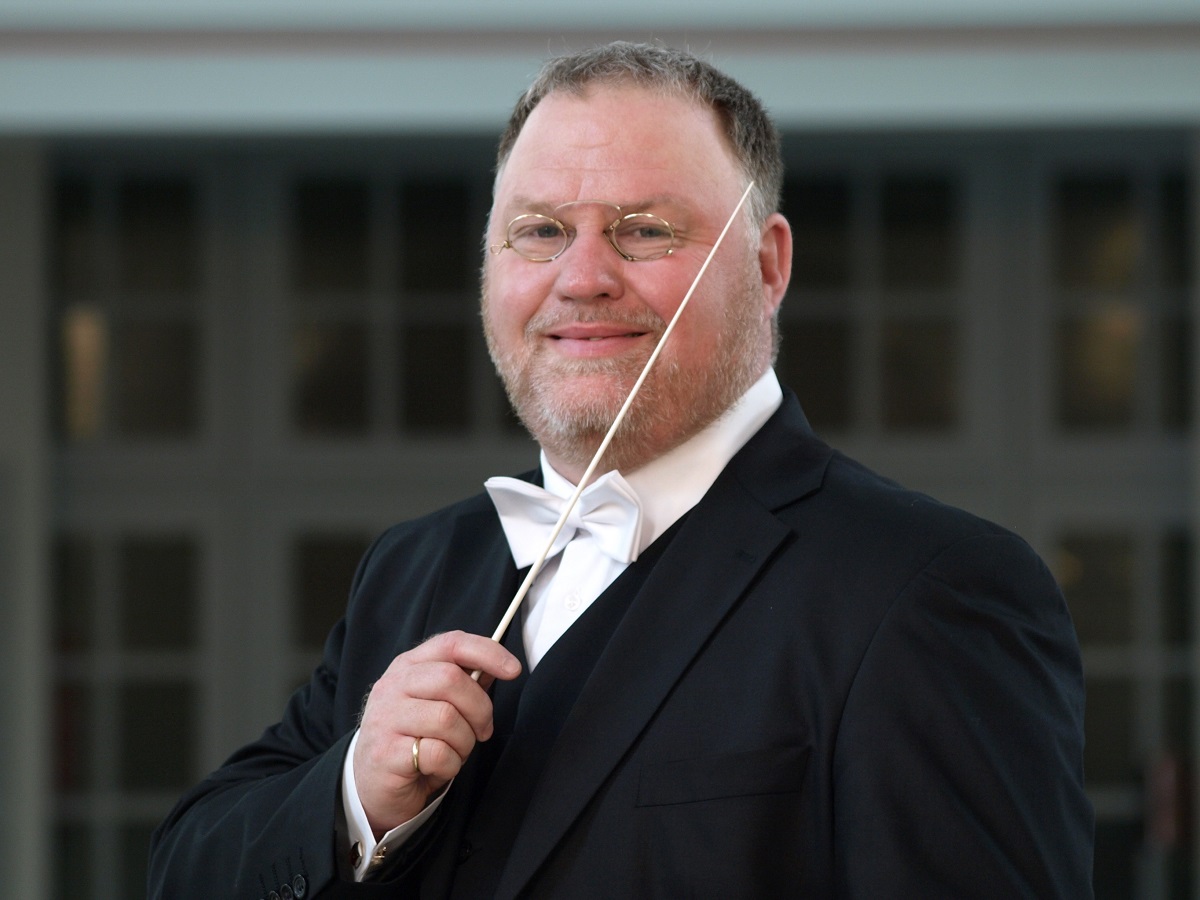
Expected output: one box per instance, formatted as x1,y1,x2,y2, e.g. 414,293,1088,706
524,306,667,337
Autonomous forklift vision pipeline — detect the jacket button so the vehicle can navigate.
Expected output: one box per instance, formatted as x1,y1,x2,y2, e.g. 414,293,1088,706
457,841,475,864
280,885,294,900
291,874,308,898
350,841,363,868
267,892,281,900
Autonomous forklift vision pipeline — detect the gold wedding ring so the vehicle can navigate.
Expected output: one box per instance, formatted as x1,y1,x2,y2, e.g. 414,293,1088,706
411,737,422,776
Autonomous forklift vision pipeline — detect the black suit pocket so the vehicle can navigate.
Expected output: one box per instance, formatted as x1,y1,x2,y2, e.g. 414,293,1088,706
635,744,807,807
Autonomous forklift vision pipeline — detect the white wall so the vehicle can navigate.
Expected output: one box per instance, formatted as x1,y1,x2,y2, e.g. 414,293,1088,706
0,0,1197,28
0,2,1197,134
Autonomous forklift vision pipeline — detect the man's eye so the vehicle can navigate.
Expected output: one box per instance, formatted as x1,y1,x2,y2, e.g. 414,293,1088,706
511,221,565,243
619,222,667,239
635,225,668,239
613,216,674,255
615,216,670,237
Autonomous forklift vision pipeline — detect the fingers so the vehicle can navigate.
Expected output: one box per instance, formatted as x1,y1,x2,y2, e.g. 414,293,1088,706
406,733,459,781
405,631,522,703
397,632,520,739
352,631,521,833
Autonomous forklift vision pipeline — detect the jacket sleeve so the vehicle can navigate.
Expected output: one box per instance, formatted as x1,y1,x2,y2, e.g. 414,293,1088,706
147,623,358,899
146,527,442,900
833,531,1094,898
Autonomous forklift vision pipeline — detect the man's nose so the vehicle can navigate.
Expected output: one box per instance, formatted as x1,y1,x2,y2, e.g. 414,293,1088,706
553,229,625,303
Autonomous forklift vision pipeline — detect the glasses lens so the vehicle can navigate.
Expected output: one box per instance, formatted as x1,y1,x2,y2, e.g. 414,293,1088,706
611,214,675,260
507,214,568,261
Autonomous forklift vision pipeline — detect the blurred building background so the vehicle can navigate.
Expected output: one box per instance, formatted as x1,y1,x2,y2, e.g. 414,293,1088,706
0,2,1198,897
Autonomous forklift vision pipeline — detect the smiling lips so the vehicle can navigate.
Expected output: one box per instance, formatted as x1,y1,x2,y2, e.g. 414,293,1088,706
545,322,653,357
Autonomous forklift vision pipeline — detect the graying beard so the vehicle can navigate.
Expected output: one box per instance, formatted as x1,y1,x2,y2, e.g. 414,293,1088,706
484,249,767,474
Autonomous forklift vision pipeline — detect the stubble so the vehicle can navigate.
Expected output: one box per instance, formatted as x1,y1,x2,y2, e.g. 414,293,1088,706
482,250,769,476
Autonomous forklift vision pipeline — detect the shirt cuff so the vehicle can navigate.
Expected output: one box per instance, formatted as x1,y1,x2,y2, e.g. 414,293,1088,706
341,729,448,881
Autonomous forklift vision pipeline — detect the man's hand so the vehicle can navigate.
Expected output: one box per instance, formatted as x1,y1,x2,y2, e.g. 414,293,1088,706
353,630,521,836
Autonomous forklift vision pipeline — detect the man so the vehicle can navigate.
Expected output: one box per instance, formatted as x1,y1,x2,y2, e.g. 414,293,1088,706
149,42,1093,898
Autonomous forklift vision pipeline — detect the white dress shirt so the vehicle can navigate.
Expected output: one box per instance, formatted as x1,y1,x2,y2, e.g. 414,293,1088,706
343,369,784,879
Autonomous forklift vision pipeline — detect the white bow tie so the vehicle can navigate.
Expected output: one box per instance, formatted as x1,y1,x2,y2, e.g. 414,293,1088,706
484,470,644,568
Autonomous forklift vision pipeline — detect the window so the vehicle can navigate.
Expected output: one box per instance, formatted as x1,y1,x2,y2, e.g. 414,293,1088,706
778,169,964,435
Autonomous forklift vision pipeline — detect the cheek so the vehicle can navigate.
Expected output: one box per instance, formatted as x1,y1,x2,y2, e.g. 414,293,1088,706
656,277,733,351
630,264,701,319
671,311,726,365
484,264,548,335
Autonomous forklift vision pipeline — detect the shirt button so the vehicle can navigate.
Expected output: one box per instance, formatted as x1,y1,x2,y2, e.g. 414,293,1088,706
564,594,581,611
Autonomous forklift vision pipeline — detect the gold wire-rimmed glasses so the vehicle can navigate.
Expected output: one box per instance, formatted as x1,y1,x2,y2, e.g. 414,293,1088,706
489,201,677,262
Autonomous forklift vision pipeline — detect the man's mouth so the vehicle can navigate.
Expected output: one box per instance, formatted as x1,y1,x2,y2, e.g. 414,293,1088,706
540,323,654,357
547,323,650,341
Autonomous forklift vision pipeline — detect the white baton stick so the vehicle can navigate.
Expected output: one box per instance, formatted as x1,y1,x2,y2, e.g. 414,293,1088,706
474,180,756,676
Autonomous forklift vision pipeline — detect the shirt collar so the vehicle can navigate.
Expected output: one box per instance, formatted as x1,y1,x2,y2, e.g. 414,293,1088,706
540,369,783,552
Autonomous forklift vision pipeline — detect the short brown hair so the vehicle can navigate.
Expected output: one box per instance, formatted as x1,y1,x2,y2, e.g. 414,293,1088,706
495,41,782,227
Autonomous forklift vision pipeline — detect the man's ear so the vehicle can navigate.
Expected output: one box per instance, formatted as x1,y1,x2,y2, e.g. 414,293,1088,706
758,212,792,316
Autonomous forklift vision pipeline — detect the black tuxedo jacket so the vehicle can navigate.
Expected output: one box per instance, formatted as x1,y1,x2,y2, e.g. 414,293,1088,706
149,391,1093,899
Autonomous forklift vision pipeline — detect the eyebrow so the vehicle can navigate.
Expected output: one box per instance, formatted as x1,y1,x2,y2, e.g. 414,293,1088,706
503,195,685,218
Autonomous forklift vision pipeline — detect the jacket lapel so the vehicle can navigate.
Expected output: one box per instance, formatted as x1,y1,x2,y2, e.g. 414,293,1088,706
422,500,523,643
493,393,832,899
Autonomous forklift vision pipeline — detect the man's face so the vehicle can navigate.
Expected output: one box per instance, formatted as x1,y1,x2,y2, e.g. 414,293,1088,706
483,83,784,479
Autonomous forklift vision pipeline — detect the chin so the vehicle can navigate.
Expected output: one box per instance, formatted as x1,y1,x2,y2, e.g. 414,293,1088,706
516,375,680,475
527,359,640,417
526,389,624,443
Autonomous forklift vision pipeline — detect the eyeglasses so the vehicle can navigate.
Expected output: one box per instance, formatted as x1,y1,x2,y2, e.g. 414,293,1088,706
489,202,677,262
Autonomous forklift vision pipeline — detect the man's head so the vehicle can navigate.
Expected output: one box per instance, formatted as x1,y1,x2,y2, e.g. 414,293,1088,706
483,42,792,481
495,41,783,231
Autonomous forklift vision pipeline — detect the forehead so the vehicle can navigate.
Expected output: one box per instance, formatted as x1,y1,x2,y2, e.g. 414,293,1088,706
494,84,742,214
